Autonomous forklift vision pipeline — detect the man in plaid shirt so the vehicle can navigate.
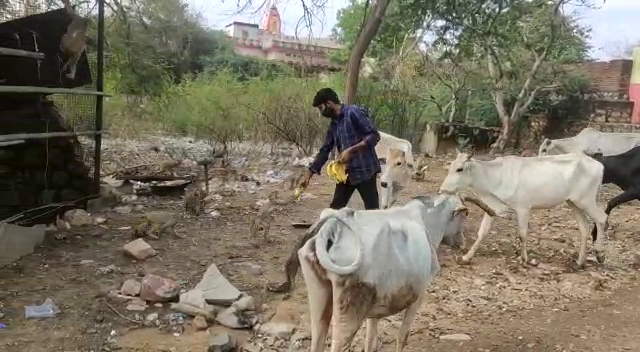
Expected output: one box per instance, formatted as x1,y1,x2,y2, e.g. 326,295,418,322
300,87,381,210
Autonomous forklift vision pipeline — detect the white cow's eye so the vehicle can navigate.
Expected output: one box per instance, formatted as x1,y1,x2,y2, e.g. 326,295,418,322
455,167,463,173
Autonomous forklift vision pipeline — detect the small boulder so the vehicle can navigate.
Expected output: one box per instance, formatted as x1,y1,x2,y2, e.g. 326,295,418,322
208,332,235,352
123,239,156,260
120,279,142,297
196,263,241,306
179,289,206,309
114,205,133,214
439,333,472,341
126,303,147,311
64,209,93,227
139,274,180,302
193,315,208,330
258,301,298,338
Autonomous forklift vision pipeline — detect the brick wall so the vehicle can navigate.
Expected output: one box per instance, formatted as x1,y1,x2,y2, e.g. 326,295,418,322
564,60,633,98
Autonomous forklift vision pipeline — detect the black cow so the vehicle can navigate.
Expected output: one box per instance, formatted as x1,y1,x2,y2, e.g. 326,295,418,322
587,146,640,241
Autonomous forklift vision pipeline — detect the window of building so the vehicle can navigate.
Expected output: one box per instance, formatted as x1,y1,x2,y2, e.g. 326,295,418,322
241,30,249,39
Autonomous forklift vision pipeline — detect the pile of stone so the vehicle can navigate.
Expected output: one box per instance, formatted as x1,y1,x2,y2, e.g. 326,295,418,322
108,262,309,351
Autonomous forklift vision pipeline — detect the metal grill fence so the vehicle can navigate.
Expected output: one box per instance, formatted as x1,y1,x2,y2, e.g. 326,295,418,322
0,0,104,224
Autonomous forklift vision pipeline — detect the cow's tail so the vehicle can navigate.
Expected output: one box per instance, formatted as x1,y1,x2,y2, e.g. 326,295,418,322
267,214,350,293
315,215,363,275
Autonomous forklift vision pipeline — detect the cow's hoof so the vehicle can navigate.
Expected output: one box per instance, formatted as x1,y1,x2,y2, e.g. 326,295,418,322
573,260,587,270
456,255,471,265
596,252,606,264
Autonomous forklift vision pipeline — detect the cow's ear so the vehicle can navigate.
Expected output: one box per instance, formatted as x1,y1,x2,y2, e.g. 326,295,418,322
467,149,475,159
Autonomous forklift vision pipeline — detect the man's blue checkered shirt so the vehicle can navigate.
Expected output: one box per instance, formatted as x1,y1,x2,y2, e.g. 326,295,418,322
308,104,381,185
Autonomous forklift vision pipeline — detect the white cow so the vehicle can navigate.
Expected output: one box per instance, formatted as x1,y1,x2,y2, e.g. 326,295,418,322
375,131,414,167
439,151,608,268
273,194,494,352
380,148,412,209
538,127,640,157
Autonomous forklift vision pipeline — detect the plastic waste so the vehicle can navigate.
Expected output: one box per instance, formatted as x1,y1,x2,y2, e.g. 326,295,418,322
24,297,60,319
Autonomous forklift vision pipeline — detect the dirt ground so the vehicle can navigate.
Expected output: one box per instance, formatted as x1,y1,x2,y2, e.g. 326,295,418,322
2,156,640,352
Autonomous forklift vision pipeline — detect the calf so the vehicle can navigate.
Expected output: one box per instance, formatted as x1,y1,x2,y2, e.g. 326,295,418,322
380,148,412,209
587,146,640,241
272,194,493,352
538,127,640,157
375,131,415,168
439,151,608,268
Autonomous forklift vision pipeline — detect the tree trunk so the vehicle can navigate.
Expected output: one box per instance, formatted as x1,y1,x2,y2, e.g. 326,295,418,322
491,119,512,155
343,0,392,104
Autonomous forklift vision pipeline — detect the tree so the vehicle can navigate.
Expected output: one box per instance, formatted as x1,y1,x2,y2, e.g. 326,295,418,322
332,0,431,62
103,0,234,94
430,0,591,152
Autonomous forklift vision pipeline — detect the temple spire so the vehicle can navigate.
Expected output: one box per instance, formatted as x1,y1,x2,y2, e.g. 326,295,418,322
262,0,282,35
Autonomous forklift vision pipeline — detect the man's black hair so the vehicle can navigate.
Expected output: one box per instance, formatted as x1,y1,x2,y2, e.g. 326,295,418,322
312,87,341,107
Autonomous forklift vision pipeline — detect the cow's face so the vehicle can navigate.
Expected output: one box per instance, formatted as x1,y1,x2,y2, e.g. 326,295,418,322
380,148,411,209
439,152,473,194
426,194,467,249
442,202,468,249
538,138,553,156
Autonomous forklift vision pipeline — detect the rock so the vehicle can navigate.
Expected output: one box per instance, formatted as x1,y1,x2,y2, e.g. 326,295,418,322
179,289,206,309
139,274,181,302
193,315,208,330
146,313,159,322
240,342,261,352
97,265,118,275
258,301,298,339
114,205,133,214
259,321,295,339
195,263,242,305
236,262,263,275
55,217,71,231
123,239,157,260
439,333,472,341
208,333,235,352
232,295,255,312
121,279,142,296
215,306,258,329
93,216,107,225
86,196,118,213
63,209,93,227
126,303,147,311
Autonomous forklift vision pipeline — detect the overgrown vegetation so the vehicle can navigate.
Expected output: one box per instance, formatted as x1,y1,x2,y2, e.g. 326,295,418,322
95,0,596,155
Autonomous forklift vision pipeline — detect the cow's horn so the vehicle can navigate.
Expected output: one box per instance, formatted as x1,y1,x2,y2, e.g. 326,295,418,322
460,194,496,217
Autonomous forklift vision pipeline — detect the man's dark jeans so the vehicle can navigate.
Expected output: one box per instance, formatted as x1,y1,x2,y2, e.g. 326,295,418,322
329,174,379,210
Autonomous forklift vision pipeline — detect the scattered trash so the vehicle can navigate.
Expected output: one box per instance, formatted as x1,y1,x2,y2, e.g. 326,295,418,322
97,265,118,275
167,312,187,326
0,323,6,328
25,298,61,319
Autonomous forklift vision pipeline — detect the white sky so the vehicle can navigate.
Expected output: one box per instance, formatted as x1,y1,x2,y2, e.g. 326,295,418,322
190,0,640,60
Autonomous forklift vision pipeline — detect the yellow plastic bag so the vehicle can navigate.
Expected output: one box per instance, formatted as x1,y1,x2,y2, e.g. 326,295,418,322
327,160,348,184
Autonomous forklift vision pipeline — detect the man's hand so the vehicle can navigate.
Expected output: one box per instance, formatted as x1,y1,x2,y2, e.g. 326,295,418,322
338,147,354,164
298,170,313,189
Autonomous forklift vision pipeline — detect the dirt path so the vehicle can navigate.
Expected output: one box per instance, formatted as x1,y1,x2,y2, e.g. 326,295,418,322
412,281,640,352
1,156,640,352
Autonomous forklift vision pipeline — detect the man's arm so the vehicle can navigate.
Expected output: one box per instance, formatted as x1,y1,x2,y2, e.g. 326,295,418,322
348,107,380,153
308,128,334,176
